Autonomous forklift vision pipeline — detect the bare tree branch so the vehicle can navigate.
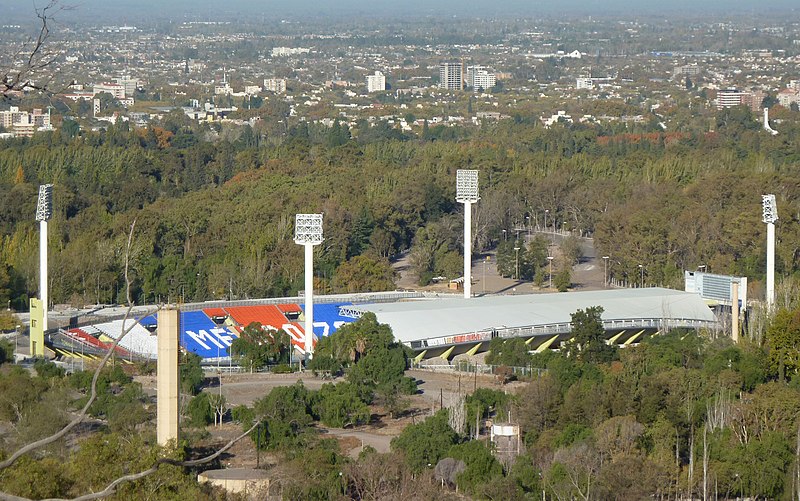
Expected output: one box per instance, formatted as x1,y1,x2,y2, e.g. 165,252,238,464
1,1,74,99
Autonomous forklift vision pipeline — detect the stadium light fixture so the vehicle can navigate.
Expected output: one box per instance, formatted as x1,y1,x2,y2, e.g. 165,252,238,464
762,194,778,309
294,214,323,360
456,170,479,299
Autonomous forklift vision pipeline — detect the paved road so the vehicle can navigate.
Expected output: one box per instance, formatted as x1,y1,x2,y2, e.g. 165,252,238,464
392,230,607,295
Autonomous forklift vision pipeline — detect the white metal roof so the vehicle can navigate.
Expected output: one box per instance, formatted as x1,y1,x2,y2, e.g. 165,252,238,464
354,287,717,344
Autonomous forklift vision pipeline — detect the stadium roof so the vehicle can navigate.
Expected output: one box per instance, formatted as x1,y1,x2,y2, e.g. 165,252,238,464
354,287,717,345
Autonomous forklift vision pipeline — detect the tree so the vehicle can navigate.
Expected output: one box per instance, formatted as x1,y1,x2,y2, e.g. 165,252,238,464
446,440,503,494
251,383,314,449
391,410,458,472
312,382,370,428
230,322,291,372
765,307,800,382
566,306,617,364
331,255,395,293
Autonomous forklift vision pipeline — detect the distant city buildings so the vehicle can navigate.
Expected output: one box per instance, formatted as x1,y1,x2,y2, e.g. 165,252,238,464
271,47,310,57
0,107,52,136
93,82,125,100
673,64,701,79
466,65,496,91
263,78,287,94
576,77,594,90
717,88,766,112
439,62,464,91
366,71,386,93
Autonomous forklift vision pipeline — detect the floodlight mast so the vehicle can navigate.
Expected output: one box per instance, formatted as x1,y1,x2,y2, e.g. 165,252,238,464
294,214,323,360
35,184,53,332
456,170,479,299
762,194,778,310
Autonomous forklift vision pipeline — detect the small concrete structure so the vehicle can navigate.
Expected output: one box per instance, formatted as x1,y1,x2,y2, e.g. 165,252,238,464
198,468,270,498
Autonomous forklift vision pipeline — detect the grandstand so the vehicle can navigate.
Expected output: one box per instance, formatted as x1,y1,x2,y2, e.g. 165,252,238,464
46,288,718,363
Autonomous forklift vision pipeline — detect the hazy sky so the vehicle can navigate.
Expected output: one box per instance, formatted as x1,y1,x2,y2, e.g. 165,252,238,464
2,0,797,24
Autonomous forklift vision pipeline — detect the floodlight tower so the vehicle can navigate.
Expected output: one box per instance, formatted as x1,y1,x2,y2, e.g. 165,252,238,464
36,184,53,332
456,170,479,299
762,194,778,310
294,213,323,360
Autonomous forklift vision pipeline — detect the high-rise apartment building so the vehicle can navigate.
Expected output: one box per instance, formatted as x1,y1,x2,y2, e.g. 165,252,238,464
466,66,496,91
716,89,746,109
439,62,464,90
366,71,386,93
263,78,287,94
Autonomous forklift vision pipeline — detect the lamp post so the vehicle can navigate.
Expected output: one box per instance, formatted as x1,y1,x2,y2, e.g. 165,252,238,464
547,256,554,289
602,256,609,287
762,194,778,310
544,209,549,234
638,264,644,288
294,213,324,360
514,245,520,280
456,170,480,299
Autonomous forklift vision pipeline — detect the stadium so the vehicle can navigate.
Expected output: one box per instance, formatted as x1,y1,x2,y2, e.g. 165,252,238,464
46,287,719,364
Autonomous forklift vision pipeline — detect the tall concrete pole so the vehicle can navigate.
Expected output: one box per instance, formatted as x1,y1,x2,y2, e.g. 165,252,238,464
35,185,53,335
762,194,778,311
304,243,314,358
463,201,472,299
731,280,739,343
40,220,48,332
294,214,323,361
456,170,479,299
767,222,776,310
157,307,180,447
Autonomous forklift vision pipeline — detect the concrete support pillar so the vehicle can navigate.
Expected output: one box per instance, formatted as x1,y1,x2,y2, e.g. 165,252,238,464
732,281,739,344
157,308,180,447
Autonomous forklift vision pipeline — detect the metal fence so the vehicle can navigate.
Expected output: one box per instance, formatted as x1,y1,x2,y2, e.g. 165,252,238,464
412,362,547,378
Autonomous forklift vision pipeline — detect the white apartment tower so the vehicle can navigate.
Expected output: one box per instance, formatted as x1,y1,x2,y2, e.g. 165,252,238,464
466,66,496,91
366,71,386,93
717,88,746,109
439,62,464,91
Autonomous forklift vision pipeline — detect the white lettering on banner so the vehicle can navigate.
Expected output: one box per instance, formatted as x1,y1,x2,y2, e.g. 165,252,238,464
210,327,235,346
186,329,225,350
333,321,347,330
313,321,329,337
282,323,305,342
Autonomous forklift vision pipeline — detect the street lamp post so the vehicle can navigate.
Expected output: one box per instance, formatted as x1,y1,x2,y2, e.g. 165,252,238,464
514,246,520,280
547,256,554,289
544,209,549,234
602,256,609,287
638,264,644,288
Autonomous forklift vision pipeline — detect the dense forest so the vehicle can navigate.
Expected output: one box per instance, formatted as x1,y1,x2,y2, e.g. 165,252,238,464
0,105,799,312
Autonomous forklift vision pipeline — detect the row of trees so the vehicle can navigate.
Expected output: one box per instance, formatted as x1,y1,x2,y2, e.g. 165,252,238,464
0,106,798,310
